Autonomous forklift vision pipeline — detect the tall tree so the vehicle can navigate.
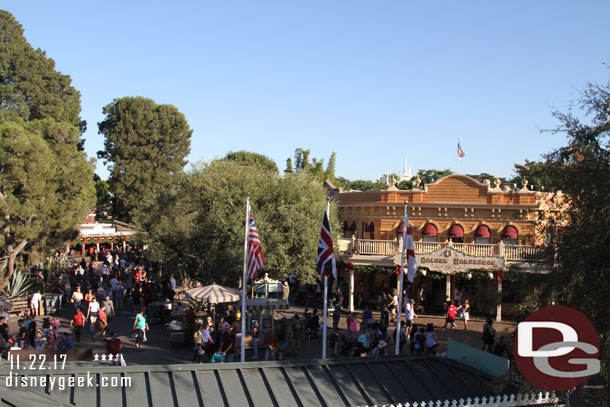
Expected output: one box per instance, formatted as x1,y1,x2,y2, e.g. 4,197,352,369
519,72,610,397
97,97,193,222
0,11,85,139
0,12,95,288
138,159,339,283
324,152,337,182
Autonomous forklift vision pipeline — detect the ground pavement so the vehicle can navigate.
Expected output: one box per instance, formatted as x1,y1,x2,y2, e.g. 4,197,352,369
5,298,516,365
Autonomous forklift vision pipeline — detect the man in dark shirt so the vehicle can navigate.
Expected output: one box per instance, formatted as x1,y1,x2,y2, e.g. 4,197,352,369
220,326,236,362
58,332,75,349
0,316,9,343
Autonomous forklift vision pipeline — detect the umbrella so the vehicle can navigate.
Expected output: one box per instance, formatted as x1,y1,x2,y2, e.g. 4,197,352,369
184,284,240,304
0,298,13,311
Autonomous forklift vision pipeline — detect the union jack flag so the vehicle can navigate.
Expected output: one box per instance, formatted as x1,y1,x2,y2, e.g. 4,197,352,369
317,210,337,280
247,210,266,281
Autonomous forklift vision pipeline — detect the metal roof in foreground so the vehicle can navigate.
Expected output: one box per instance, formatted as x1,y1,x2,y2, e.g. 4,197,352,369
0,355,497,407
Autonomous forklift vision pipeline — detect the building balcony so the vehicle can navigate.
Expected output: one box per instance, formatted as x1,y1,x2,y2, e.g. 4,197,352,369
338,238,547,267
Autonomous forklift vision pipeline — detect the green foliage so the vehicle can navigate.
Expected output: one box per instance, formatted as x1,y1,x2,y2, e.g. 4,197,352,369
285,148,337,183
0,11,85,138
0,12,95,290
97,96,193,222
518,71,610,388
466,172,508,185
223,151,279,174
94,175,112,220
138,159,340,283
511,159,561,191
417,168,453,184
340,178,388,191
1,270,33,300
324,152,337,182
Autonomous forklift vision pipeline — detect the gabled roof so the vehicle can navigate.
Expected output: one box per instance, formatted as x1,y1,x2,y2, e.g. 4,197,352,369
0,355,498,407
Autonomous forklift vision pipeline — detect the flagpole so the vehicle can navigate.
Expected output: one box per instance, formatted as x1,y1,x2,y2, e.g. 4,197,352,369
395,200,408,355
322,200,330,359
241,195,250,363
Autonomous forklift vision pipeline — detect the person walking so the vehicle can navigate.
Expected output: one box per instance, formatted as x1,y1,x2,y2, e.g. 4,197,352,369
133,309,149,349
70,308,85,342
71,287,83,311
459,299,471,331
87,297,100,335
482,317,496,352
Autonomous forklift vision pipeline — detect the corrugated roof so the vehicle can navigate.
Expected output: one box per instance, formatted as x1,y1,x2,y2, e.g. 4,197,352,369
0,355,496,407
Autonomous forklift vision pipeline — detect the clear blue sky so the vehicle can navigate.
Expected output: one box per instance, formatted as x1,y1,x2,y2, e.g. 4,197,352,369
4,1,610,182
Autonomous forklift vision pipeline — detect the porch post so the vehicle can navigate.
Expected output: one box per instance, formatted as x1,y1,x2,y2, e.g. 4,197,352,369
445,274,451,303
349,267,354,312
496,278,502,322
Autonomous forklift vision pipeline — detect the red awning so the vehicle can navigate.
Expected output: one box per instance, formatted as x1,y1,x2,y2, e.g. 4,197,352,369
422,223,437,236
474,225,491,238
502,225,518,239
448,224,464,237
396,222,412,234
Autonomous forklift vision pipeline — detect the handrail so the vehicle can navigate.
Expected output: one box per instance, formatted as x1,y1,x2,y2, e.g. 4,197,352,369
339,238,545,262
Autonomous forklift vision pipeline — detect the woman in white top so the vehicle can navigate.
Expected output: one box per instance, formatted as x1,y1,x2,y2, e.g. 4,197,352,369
87,299,100,334
459,299,470,331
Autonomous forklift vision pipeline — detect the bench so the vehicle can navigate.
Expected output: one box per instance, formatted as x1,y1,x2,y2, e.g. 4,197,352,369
8,348,94,363
8,299,28,315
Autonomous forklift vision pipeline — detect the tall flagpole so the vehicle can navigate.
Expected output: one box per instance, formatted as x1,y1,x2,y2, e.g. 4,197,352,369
395,200,408,355
322,200,330,359
241,195,250,363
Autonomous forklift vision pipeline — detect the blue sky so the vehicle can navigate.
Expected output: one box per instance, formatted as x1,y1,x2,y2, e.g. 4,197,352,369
4,1,610,182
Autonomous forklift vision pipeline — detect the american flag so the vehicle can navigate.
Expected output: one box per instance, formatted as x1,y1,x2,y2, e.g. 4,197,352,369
404,222,418,283
457,142,465,159
317,210,337,280
247,210,266,281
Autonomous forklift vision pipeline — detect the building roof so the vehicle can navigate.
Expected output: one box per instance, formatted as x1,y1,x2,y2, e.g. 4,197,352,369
0,355,499,407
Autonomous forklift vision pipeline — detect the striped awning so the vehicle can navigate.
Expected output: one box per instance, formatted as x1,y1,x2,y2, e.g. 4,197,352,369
240,298,289,311
184,284,240,304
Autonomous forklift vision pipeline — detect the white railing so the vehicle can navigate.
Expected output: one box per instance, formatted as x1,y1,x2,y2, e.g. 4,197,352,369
504,245,544,262
356,239,398,255
380,391,558,407
416,242,445,254
453,243,498,257
339,239,545,262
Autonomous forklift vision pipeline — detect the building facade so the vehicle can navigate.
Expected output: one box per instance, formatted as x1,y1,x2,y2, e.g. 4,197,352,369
335,174,565,320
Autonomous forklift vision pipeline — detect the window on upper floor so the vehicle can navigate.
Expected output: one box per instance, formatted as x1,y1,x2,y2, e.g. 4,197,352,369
501,225,518,245
474,225,491,244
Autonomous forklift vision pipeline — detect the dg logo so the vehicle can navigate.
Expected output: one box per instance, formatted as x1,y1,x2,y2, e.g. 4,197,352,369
514,305,600,391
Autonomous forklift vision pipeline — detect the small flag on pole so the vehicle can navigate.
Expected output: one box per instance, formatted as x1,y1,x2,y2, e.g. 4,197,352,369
247,210,266,281
317,209,337,281
457,142,465,159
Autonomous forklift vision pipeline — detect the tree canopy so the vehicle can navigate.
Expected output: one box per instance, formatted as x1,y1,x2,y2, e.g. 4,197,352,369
223,150,279,174
137,158,340,284
97,97,193,222
285,148,337,182
0,11,85,138
516,72,610,395
0,12,95,288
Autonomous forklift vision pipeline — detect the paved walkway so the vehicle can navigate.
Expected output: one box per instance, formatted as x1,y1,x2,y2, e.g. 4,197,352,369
5,299,516,365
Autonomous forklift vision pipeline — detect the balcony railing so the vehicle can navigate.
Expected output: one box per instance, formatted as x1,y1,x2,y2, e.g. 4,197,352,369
342,238,545,262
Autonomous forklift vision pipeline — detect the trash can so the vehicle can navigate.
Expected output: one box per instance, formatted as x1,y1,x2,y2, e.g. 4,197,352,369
44,294,61,314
